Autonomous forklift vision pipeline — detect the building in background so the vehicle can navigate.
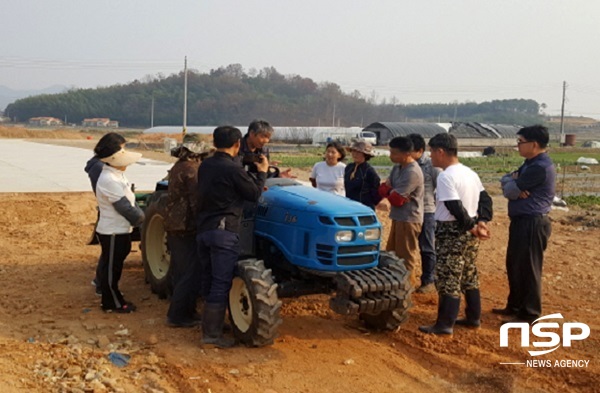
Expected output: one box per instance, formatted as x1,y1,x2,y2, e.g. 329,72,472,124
28,117,63,126
82,118,119,128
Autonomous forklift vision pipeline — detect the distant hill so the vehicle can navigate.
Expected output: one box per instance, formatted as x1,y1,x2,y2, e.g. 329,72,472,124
0,85,67,112
545,115,600,136
3,65,544,126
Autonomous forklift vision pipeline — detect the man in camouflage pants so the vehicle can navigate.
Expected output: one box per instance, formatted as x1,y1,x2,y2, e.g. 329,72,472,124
419,134,493,335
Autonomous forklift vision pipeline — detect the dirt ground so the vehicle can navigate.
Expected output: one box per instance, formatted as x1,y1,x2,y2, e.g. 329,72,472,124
0,136,599,393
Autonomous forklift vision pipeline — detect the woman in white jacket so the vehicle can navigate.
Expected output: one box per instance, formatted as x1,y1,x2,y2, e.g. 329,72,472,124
94,140,145,313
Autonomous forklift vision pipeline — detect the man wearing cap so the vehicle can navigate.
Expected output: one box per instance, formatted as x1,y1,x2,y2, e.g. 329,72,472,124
344,140,381,210
165,133,208,327
196,126,269,348
419,133,492,334
95,143,145,313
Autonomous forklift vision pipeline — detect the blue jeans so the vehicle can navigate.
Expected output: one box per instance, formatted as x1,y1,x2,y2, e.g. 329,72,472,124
196,229,240,305
419,213,437,286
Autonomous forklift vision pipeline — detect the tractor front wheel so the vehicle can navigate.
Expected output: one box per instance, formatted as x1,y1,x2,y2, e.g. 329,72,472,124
141,192,172,299
360,251,412,330
229,259,282,347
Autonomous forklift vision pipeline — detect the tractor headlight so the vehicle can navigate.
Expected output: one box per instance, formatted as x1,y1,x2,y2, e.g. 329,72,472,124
364,228,381,240
335,230,353,243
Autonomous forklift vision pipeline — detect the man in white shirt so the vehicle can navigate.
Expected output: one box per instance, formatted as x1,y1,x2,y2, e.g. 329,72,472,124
419,133,492,335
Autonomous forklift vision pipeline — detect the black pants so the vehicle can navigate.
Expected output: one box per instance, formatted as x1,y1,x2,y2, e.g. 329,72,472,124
97,233,131,310
167,232,202,322
505,215,551,319
197,229,240,305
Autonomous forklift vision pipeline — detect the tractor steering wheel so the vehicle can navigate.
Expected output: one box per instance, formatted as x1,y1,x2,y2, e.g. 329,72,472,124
267,166,280,178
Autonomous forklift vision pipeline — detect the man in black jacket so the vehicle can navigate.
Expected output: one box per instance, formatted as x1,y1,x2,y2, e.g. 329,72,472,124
196,126,269,348
238,119,294,178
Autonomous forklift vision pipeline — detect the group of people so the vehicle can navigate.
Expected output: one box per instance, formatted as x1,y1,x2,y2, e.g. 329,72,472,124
86,121,275,348
85,121,555,344
310,125,555,334
309,134,440,296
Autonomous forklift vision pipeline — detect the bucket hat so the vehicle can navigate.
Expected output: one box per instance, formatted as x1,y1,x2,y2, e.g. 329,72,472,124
350,140,375,157
181,133,207,154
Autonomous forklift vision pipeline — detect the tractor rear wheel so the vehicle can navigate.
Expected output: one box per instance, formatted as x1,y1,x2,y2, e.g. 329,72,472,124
229,259,282,347
360,251,413,330
141,192,172,299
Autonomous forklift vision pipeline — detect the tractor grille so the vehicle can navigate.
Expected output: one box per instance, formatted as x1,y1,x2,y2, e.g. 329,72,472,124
319,215,377,227
337,255,377,266
338,245,377,255
358,215,376,225
316,244,377,266
334,217,355,226
319,216,334,225
316,244,334,265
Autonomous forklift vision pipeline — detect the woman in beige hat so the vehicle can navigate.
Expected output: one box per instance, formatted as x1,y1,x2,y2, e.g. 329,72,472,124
344,140,382,209
94,138,145,313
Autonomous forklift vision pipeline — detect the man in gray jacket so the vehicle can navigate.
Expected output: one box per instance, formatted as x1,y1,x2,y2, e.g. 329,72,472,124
379,136,424,284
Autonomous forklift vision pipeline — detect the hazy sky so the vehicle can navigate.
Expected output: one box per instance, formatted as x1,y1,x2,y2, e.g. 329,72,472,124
2,1,599,118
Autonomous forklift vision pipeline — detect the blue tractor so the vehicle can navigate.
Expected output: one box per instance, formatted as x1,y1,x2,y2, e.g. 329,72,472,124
140,177,412,347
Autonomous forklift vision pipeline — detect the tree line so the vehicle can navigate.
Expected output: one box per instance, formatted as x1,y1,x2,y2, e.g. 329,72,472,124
5,64,543,127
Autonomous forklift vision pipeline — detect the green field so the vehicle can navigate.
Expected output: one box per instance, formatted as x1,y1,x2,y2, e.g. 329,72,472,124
271,146,600,206
272,147,600,172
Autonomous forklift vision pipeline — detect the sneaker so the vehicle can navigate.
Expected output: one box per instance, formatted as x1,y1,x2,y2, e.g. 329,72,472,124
415,283,436,294
92,278,101,296
104,302,137,314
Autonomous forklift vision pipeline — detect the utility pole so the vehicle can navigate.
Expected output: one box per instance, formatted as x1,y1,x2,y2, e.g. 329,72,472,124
182,56,188,140
559,81,567,145
150,95,154,128
453,101,458,123
332,102,336,127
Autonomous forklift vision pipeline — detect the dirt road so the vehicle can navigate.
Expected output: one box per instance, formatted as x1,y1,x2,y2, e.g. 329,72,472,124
0,133,598,392
0,190,598,393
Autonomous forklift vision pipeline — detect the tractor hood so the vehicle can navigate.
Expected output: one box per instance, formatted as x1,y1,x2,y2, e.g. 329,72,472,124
261,183,372,215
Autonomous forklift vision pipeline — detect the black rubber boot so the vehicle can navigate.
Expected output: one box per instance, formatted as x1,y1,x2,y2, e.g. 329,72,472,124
418,295,460,335
201,303,236,348
455,289,481,328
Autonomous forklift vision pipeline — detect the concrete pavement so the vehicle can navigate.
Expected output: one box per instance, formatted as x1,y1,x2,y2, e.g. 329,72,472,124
0,139,172,192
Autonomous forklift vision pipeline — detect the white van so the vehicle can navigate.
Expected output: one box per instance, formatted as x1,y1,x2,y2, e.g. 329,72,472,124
356,131,377,145
311,127,378,146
